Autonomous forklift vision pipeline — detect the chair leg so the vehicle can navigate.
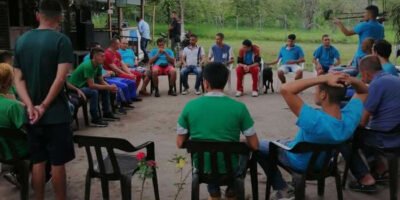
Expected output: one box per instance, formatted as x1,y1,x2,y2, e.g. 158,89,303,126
152,167,160,200
100,178,110,200
293,175,306,200
84,172,92,200
317,178,325,196
192,174,200,200
234,178,245,200
82,103,89,126
120,176,131,200
335,172,344,200
342,150,354,189
15,160,29,200
266,175,272,200
249,159,259,200
388,157,398,200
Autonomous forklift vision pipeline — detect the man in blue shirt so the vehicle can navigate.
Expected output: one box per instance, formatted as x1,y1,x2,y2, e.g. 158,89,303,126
118,38,138,68
136,17,151,63
208,33,234,65
313,34,341,75
334,5,384,67
342,56,400,193
258,73,368,199
147,38,177,97
267,34,305,84
373,39,398,76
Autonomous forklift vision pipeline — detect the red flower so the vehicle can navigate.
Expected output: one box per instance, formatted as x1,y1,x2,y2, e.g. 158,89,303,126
146,160,157,167
136,152,146,161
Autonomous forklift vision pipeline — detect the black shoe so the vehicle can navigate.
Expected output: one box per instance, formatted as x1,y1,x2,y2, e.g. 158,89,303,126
103,113,120,121
122,103,135,109
348,181,377,193
91,119,108,127
168,90,177,96
132,98,142,102
155,90,160,97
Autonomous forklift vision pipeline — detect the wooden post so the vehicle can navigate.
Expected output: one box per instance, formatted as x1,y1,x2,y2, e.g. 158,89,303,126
152,2,156,41
108,0,112,39
118,7,122,36
141,0,145,19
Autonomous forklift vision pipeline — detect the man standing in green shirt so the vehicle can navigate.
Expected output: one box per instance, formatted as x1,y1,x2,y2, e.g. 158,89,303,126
13,1,74,199
176,62,259,200
68,47,118,127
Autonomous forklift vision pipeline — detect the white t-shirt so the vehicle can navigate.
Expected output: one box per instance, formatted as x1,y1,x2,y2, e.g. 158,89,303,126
182,45,205,66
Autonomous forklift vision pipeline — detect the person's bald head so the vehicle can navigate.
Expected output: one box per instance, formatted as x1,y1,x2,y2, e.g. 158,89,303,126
359,55,382,83
120,38,129,50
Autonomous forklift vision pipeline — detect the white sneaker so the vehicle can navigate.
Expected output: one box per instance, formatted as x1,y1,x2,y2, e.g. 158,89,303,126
252,91,259,97
271,187,294,200
235,91,243,97
195,90,201,95
182,89,189,95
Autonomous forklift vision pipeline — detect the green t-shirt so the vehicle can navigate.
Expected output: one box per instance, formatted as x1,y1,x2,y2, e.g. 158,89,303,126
177,93,255,173
14,29,73,125
0,96,28,160
68,60,102,88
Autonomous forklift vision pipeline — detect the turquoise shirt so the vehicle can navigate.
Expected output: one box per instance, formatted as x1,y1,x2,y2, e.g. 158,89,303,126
149,48,175,66
278,45,304,65
382,62,398,77
118,48,136,67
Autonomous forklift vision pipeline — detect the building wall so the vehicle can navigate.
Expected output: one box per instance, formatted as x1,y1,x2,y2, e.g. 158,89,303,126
0,0,10,49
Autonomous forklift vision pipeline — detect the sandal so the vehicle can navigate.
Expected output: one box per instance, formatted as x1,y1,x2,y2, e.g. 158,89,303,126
372,170,389,183
348,181,377,193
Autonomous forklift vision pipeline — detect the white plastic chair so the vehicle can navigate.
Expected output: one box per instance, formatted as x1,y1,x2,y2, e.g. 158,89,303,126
276,58,305,90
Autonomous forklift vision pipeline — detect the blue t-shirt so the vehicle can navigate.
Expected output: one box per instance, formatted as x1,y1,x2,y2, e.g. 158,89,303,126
278,45,304,65
353,20,384,58
149,48,174,66
382,62,398,77
313,45,340,69
244,51,254,65
285,99,363,172
365,72,400,131
118,48,136,67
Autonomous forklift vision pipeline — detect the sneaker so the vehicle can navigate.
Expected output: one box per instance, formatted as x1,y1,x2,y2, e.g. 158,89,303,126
115,108,127,115
348,181,377,193
270,189,294,200
122,103,135,109
154,89,160,97
91,119,108,127
235,91,243,97
252,91,259,97
103,113,120,121
195,90,201,95
182,88,189,95
168,90,177,96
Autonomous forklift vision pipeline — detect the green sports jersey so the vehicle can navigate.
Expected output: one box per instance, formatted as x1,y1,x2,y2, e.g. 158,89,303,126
0,95,28,160
177,92,255,173
68,60,102,88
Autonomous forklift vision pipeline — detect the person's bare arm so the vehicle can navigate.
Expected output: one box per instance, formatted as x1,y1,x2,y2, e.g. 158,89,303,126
149,54,159,65
13,68,39,124
342,74,368,101
334,58,341,66
87,78,116,92
165,52,175,64
360,111,371,127
266,59,279,66
181,54,187,67
108,63,126,75
176,135,189,148
334,18,356,36
121,62,133,74
66,82,86,101
287,58,305,65
245,134,259,151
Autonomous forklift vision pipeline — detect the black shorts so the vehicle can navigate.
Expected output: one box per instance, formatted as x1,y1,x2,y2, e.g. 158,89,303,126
27,123,75,165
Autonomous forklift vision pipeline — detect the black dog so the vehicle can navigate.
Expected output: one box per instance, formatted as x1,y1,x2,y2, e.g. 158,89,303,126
262,67,274,94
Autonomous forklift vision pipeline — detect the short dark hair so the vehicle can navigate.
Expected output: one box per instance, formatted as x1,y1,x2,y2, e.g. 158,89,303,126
136,16,142,22
39,0,62,18
366,5,379,18
171,11,177,14
110,37,120,45
373,39,392,59
156,38,165,44
0,51,12,63
90,47,104,59
288,34,296,40
242,39,252,47
359,55,382,72
319,83,346,104
89,42,101,49
216,33,225,39
322,34,329,39
203,62,229,90
190,34,198,39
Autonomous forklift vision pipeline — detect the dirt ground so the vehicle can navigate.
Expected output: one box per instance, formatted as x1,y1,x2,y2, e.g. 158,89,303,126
0,71,399,200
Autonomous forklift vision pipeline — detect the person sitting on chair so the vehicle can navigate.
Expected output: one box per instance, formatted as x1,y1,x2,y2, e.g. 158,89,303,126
68,47,119,127
313,34,341,75
180,34,205,95
373,39,398,76
118,38,139,68
208,33,234,65
236,39,261,97
267,34,305,84
148,38,177,97
176,62,259,200
341,56,400,193
258,72,368,199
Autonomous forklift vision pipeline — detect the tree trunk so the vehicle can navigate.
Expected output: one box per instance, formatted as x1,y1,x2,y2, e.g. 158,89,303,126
152,3,156,41
179,0,184,41
302,0,317,30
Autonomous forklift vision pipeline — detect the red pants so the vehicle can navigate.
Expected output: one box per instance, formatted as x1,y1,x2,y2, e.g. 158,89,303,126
117,70,142,88
236,64,259,92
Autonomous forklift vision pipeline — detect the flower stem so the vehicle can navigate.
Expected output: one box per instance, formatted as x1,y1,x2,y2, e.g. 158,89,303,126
139,167,147,200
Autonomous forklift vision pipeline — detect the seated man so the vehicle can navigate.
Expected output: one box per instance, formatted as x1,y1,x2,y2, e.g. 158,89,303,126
118,38,147,74
373,39,398,76
148,38,177,97
313,34,341,75
258,73,368,199
104,38,142,89
176,62,259,200
68,47,119,127
343,56,400,193
236,39,261,97
180,34,205,95
267,34,305,84
208,33,234,65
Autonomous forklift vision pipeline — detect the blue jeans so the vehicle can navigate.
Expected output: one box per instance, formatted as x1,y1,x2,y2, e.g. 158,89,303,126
80,88,111,120
140,38,149,62
180,65,202,90
258,139,291,190
105,77,136,102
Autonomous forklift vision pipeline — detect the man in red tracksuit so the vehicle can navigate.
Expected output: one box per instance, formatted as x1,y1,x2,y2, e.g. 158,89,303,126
236,39,261,97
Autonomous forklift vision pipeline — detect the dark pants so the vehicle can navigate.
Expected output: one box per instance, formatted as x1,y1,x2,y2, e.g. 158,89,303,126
140,38,149,63
80,88,111,120
180,65,202,90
